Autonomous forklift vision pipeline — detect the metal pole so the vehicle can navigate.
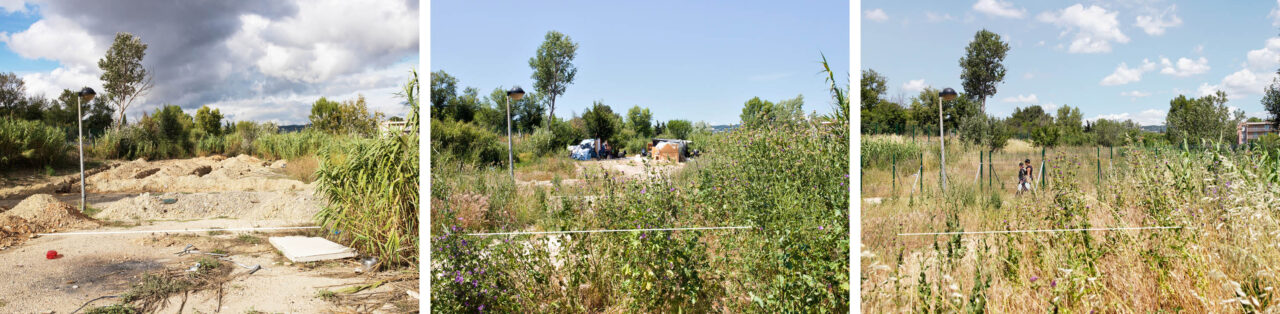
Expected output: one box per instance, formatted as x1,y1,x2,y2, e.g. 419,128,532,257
919,152,924,194
938,97,946,192
1040,147,1046,189
978,150,984,189
988,150,993,190
77,96,85,212
506,95,514,181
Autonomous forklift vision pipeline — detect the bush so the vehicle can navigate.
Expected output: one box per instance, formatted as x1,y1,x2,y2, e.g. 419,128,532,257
528,127,556,156
431,118,506,166
861,136,922,169
0,118,68,167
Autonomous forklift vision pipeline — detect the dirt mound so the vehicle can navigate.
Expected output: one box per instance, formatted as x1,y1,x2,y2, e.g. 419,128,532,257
0,215,39,248
87,155,310,194
7,194,100,229
94,191,322,222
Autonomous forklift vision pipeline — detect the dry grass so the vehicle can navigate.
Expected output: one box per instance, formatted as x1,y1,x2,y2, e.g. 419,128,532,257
283,156,320,183
862,138,1280,312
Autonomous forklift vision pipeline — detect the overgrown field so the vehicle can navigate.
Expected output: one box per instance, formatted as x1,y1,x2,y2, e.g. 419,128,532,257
861,134,1280,312
430,118,850,312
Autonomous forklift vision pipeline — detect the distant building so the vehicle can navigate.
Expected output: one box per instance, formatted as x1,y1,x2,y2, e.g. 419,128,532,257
379,120,410,135
1237,121,1277,145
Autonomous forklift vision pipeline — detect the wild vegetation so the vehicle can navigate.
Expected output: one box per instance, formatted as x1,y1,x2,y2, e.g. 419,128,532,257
430,48,850,312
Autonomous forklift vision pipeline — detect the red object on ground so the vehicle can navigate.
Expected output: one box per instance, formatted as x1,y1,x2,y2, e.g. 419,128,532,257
46,250,59,259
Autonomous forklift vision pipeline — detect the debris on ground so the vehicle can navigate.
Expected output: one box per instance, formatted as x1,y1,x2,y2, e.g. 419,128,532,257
269,236,357,262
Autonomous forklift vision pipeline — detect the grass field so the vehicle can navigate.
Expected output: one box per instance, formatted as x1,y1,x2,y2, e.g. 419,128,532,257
860,134,1280,312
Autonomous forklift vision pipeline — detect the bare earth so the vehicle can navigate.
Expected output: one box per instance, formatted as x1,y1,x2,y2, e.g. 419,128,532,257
0,155,414,313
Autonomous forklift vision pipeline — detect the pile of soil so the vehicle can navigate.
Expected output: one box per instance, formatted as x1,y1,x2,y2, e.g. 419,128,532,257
94,191,322,222
0,194,99,248
87,155,310,194
5,194,99,229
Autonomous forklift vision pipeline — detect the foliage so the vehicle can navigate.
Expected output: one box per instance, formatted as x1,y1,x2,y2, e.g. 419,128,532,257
430,70,459,116
194,105,223,137
861,136,922,169
315,69,420,270
1091,118,1141,147
98,32,154,126
959,29,1010,111
528,30,579,123
0,118,68,167
906,87,981,133
665,119,693,140
740,95,806,129
1030,125,1061,148
309,95,381,136
0,72,27,116
484,87,544,133
626,105,653,137
1263,77,1280,129
862,69,888,110
582,101,619,142
1166,91,1244,147
431,118,507,166
1007,105,1053,139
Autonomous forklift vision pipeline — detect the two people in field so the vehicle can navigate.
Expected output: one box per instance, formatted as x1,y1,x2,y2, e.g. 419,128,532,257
1017,159,1034,194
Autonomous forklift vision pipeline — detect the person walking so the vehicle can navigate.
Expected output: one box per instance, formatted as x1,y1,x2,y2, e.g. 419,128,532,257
1017,161,1027,195
1024,159,1034,193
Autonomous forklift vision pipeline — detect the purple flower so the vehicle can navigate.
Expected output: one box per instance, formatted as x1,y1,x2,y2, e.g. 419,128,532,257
455,274,463,283
1051,280,1057,288
818,226,824,230
479,305,485,311
1030,276,1038,282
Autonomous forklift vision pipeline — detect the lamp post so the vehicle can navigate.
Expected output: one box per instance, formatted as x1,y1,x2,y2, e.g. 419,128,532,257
938,87,957,192
506,87,525,181
77,87,96,213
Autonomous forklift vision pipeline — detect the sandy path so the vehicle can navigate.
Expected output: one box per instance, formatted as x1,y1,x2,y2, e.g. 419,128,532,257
0,218,368,313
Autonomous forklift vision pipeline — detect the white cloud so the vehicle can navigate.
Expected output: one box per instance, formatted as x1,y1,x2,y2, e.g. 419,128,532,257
1134,5,1182,36
902,79,927,93
1089,109,1166,125
1036,40,1046,47
1001,93,1039,104
0,0,26,13
973,0,1025,19
865,8,889,22
0,16,104,70
1038,4,1129,54
1271,0,1280,27
4,0,417,124
925,12,954,22
1101,59,1155,86
1023,72,1035,79
1120,90,1151,99
1219,69,1277,98
1159,57,1210,77
1245,37,1280,71
1194,44,1204,55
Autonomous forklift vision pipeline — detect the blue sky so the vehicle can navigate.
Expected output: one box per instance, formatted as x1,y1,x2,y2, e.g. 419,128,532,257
1,1,417,125
431,1,850,126
863,0,1280,125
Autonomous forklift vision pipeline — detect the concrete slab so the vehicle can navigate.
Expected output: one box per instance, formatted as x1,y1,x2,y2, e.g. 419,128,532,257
268,236,356,262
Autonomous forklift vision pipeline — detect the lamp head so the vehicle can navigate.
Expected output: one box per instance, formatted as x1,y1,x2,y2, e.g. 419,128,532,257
939,88,958,101
78,87,97,102
507,87,525,101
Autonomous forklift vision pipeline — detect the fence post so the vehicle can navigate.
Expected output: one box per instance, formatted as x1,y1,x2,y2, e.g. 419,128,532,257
1040,147,1046,190
978,150,984,190
892,154,897,193
919,152,924,194
988,150,993,190
1096,146,1102,187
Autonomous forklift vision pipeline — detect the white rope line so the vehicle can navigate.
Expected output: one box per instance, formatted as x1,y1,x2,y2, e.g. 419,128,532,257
467,225,754,236
898,226,1181,236
38,226,322,236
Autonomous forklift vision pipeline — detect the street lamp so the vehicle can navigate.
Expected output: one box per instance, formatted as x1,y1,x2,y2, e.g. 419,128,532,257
77,87,96,213
938,87,957,192
506,86,525,181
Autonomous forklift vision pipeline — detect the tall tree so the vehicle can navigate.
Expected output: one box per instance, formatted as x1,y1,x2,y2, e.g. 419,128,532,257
1264,77,1280,129
626,105,653,137
582,101,617,142
861,69,888,110
1167,90,1244,146
0,72,25,116
665,119,693,140
959,29,1010,113
98,32,154,127
430,70,458,117
740,96,776,128
195,105,224,136
528,30,579,125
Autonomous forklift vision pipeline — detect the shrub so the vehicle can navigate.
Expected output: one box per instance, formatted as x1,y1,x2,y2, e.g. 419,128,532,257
861,136,922,169
0,118,68,167
527,127,557,156
431,119,506,166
